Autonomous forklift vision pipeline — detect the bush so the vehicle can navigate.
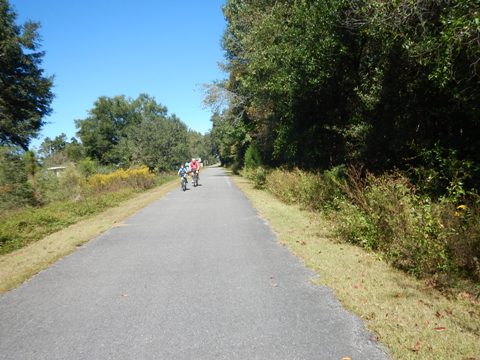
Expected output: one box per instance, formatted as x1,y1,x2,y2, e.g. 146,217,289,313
254,165,480,289
339,168,480,285
86,167,155,193
411,145,479,201
244,143,262,169
231,160,242,175
37,165,85,203
242,167,268,189
0,147,34,210
265,167,345,211
77,158,97,177
335,201,377,249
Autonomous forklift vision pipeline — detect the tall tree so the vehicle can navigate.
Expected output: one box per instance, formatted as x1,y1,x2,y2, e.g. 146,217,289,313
214,0,480,188
0,0,54,149
76,94,193,170
123,114,189,171
75,95,145,164
39,133,68,159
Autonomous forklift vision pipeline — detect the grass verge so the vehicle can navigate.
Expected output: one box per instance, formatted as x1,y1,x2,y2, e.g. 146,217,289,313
0,178,177,293
231,174,480,360
0,175,176,255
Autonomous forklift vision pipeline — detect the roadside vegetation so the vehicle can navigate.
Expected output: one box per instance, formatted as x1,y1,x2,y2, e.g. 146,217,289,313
242,165,480,295
0,165,175,255
233,174,480,359
0,179,178,294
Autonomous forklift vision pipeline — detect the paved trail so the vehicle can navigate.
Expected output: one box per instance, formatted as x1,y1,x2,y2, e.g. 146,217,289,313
0,167,388,359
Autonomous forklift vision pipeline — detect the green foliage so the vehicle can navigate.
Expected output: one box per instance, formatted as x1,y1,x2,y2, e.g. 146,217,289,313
187,130,210,162
38,134,86,166
0,170,174,255
0,0,54,149
212,0,480,188
244,143,262,169
122,114,189,171
210,111,249,167
76,158,97,177
0,189,135,254
336,168,480,285
0,146,34,209
242,166,268,189
63,138,85,162
265,167,346,212
75,94,204,171
75,95,144,164
411,144,479,201
335,201,378,250
39,133,67,159
250,166,480,288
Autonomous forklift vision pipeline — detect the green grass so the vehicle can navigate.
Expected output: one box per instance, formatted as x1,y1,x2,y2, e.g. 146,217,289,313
0,174,176,255
0,177,178,293
232,174,480,360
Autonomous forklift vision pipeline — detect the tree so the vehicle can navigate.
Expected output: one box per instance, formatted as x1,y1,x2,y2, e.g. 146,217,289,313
75,94,171,165
0,0,54,149
0,146,33,209
214,0,480,188
63,137,85,162
210,110,249,167
75,96,137,165
39,134,85,165
39,133,67,159
123,114,189,171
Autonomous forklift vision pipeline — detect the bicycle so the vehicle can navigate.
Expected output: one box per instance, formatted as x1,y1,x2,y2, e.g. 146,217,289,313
192,170,199,187
180,174,188,191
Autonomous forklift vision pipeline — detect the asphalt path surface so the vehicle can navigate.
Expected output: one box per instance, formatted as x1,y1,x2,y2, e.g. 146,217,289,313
0,166,388,359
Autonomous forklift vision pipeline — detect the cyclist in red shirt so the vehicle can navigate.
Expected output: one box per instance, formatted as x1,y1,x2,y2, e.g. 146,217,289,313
189,158,200,185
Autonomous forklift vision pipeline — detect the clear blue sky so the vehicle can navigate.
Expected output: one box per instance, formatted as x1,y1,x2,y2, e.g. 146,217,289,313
10,0,227,149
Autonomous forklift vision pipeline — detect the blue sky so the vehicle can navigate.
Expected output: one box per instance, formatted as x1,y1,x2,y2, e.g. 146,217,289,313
10,0,227,149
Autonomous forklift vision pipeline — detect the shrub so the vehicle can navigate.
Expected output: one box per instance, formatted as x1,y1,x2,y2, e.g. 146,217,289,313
265,167,345,211
242,167,268,189
231,160,242,175
244,143,262,169
37,165,85,203
77,158,97,177
0,147,34,210
335,201,378,249
339,168,480,285
266,168,302,204
411,145,480,201
441,200,480,283
256,164,480,288
86,167,155,193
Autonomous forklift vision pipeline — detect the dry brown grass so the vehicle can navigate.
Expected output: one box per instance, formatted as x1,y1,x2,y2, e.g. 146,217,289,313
232,174,480,360
0,180,177,293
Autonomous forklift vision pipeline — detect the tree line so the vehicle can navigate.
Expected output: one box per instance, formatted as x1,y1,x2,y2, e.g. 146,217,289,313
1,0,214,210
209,0,480,196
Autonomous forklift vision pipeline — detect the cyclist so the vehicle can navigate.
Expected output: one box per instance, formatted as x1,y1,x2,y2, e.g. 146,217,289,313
177,163,188,190
189,157,200,184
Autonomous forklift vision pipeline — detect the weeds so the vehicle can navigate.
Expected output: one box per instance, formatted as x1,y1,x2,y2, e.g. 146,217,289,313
0,189,135,254
0,167,172,255
232,174,480,360
247,165,480,293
